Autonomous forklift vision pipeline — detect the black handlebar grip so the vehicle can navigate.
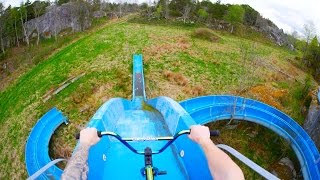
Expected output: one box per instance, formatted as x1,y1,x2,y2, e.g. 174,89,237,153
75,131,103,139
97,131,102,137
210,130,220,137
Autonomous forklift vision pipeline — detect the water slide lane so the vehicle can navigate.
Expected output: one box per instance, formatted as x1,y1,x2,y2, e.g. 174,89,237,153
180,95,320,179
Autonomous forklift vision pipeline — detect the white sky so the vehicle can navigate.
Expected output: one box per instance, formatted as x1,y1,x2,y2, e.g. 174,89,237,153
2,0,320,37
219,0,320,37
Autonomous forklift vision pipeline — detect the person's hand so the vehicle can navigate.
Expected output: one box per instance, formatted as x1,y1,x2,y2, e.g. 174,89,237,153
79,128,100,147
188,125,211,145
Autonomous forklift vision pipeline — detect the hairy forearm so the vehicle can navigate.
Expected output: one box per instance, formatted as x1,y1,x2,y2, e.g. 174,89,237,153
200,139,244,180
61,144,90,180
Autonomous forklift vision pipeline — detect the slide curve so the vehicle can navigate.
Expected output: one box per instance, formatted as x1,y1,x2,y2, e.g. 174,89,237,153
180,95,320,180
25,107,68,179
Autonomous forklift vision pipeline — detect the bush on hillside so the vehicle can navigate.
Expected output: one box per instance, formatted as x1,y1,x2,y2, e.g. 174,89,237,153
192,28,220,42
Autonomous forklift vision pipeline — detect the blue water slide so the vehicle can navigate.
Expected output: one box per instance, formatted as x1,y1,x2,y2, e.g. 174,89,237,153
83,96,207,179
80,55,211,179
25,54,320,179
147,96,211,179
25,107,68,179
180,95,320,179
132,54,147,107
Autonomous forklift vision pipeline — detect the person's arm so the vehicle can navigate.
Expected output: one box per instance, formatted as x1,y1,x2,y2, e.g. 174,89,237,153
61,128,100,180
188,125,244,180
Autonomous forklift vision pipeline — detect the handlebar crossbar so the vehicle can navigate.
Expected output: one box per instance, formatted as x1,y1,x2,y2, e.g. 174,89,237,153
76,129,220,155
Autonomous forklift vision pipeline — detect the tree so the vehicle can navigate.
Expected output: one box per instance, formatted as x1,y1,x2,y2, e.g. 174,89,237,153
224,5,245,33
302,21,316,65
57,0,70,5
157,0,169,19
148,0,155,19
210,1,228,20
33,1,46,45
10,8,21,47
307,36,320,69
70,0,91,32
19,3,30,46
92,0,102,11
4,6,16,48
197,8,208,21
0,2,5,54
242,5,258,26
182,3,191,23
169,0,193,22
154,4,162,19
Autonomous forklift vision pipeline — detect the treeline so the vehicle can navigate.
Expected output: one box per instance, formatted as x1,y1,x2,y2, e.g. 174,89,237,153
288,23,320,79
0,0,55,54
140,0,274,29
304,36,320,77
0,0,140,57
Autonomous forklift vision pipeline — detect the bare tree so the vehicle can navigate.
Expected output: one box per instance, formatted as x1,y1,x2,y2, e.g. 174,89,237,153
163,0,169,19
53,1,59,41
19,4,29,46
33,1,45,45
302,21,316,65
13,9,20,47
100,0,107,11
146,0,153,19
117,0,123,17
0,2,5,54
182,4,191,23
70,0,91,32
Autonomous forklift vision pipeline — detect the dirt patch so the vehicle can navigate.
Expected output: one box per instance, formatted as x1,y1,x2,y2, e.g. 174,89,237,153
192,28,220,42
183,85,205,96
245,83,287,110
163,70,188,86
160,70,206,98
143,35,191,61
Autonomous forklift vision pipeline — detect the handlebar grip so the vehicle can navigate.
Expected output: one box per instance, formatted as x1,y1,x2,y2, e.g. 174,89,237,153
97,131,102,137
75,131,103,139
210,130,220,136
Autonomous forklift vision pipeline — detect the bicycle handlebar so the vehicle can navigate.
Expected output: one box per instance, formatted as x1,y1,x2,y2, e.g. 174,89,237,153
76,129,220,154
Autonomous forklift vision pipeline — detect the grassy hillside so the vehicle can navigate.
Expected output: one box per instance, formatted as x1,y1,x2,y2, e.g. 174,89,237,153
0,17,313,179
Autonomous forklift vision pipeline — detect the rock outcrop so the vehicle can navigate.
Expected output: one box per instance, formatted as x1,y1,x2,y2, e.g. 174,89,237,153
255,15,293,50
25,2,93,38
93,10,107,18
208,15,294,50
303,87,320,149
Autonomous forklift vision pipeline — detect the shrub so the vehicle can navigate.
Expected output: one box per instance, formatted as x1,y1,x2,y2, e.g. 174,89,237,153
192,28,220,42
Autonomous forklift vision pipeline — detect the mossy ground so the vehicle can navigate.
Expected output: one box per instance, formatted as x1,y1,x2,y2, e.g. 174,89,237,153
0,16,314,179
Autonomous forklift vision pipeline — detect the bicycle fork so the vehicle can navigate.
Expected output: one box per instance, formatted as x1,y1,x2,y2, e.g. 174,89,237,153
142,147,167,180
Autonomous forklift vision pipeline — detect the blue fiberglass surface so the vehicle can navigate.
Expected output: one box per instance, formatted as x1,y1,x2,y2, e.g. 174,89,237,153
147,96,212,179
85,98,190,179
25,107,68,179
81,55,194,179
180,95,320,180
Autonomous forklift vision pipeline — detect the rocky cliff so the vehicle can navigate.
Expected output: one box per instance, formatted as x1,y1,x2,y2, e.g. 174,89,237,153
25,2,92,39
255,15,293,50
304,87,320,149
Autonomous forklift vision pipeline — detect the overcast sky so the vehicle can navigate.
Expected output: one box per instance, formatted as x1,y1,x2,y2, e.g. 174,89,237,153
2,0,320,37
220,0,320,37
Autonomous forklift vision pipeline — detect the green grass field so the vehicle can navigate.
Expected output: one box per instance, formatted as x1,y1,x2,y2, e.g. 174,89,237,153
0,17,312,179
